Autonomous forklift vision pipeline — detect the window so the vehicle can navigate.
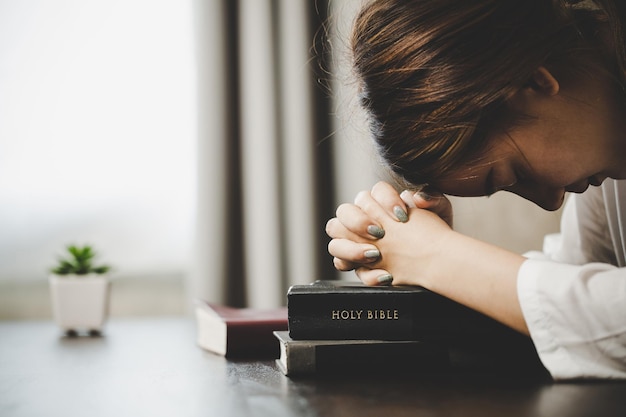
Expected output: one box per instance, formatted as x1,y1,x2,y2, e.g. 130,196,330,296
0,0,195,317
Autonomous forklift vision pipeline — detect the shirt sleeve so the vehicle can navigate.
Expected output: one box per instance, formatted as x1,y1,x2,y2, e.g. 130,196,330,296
518,259,626,379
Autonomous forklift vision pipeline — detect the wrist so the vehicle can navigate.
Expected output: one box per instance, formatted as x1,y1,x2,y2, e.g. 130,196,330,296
418,229,464,289
419,231,527,332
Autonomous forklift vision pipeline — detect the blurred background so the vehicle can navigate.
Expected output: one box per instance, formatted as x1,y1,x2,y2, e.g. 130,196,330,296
0,0,562,320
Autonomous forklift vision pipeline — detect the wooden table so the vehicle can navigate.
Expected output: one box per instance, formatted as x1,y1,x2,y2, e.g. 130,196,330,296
1,317,625,417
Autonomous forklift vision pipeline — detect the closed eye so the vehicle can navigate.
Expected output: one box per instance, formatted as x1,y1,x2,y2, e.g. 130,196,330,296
486,167,518,197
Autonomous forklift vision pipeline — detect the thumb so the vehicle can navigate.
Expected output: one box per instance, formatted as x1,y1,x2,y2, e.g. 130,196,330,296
401,188,453,228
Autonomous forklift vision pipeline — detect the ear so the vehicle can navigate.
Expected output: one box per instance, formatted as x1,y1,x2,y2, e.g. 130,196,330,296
528,67,560,96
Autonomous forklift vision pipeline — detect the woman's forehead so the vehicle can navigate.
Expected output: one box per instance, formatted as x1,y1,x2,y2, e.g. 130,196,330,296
432,153,511,196
434,173,488,196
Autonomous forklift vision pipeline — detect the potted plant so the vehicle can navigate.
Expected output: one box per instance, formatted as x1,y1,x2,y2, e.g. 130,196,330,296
49,244,112,335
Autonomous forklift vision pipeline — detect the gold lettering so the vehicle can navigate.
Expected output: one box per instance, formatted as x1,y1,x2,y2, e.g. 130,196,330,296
366,309,400,320
333,309,400,320
332,310,365,320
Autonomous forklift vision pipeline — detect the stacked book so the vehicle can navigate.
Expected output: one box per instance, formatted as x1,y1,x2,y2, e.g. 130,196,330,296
275,280,544,376
195,301,288,358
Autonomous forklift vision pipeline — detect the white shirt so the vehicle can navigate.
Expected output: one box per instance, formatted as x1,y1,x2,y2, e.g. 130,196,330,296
518,179,626,379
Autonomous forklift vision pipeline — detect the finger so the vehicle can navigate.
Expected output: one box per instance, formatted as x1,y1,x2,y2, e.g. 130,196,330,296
400,190,417,209
371,181,408,223
353,190,394,225
413,189,448,210
327,238,381,265
333,257,357,272
355,267,394,286
406,185,448,210
335,203,385,240
404,188,454,227
325,217,369,243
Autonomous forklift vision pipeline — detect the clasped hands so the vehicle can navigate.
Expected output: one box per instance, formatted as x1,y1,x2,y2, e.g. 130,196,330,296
325,181,454,287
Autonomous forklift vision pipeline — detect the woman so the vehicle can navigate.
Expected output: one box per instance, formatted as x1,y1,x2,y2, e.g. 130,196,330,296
325,0,626,379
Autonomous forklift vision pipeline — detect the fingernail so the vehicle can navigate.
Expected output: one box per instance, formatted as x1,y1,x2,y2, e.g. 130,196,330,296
400,190,417,208
393,206,408,223
367,225,385,239
364,249,380,259
377,274,393,285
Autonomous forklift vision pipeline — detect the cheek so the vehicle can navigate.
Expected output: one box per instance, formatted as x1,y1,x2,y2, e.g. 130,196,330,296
531,166,589,189
520,152,587,187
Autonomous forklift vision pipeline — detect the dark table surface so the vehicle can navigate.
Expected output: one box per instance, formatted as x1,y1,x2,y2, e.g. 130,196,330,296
1,317,625,417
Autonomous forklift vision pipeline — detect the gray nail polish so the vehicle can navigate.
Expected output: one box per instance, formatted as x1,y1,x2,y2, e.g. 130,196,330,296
377,274,393,285
417,191,432,201
367,225,385,239
393,206,408,223
364,249,380,259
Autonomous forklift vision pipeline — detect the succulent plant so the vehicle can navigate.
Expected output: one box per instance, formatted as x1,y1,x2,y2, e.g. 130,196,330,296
51,245,111,276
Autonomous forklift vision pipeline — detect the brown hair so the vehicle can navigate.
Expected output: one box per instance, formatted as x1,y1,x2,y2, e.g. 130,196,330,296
352,0,626,188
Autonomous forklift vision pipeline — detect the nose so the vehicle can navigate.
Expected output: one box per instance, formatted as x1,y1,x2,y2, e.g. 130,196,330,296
506,182,565,211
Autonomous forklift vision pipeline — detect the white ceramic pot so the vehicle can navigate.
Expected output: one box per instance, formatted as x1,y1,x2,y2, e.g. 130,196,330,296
49,274,111,332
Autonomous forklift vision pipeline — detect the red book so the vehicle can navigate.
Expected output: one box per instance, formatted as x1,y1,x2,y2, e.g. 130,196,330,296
194,300,288,358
